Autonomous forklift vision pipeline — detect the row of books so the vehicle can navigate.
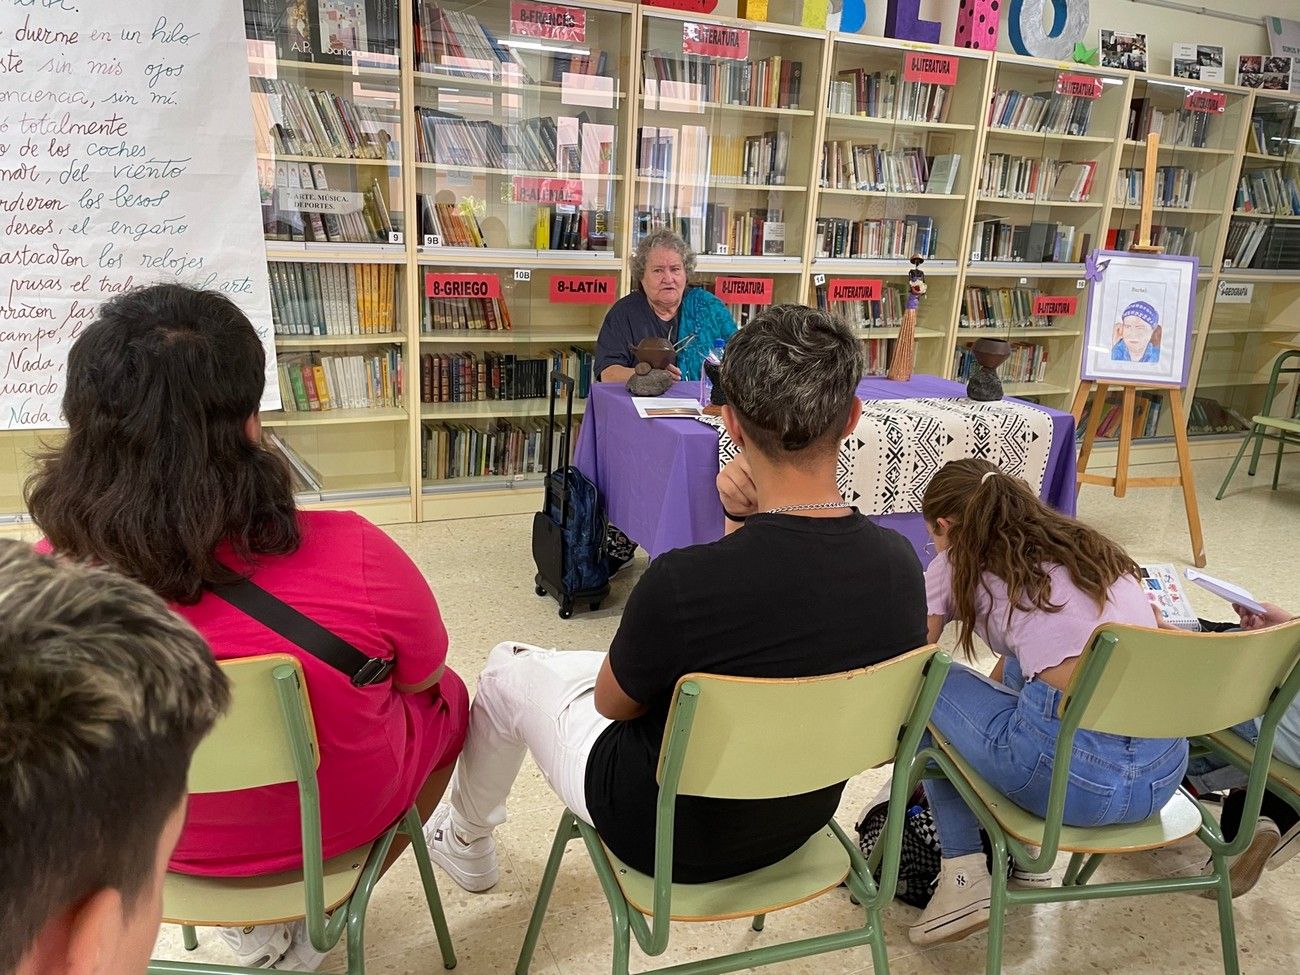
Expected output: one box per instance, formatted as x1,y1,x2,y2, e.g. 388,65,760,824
1126,102,1213,149
531,207,607,251
955,341,1048,384
1233,168,1300,216
415,110,559,171
642,51,803,109
969,217,1088,264
1076,391,1165,440
826,69,953,124
862,338,894,377
631,206,786,257
1188,396,1250,436
422,419,564,481
270,262,400,335
422,295,513,332
634,126,790,185
987,89,1095,137
724,302,769,330
814,282,906,329
265,430,326,494
1247,107,1300,159
1114,166,1199,210
1224,220,1300,270
958,287,1052,330
244,0,400,62
814,215,937,260
414,1,533,82
419,349,594,403
250,77,397,160
276,350,404,412
263,162,395,243
820,142,959,195
978,155,1097,203
1106,224,1199,257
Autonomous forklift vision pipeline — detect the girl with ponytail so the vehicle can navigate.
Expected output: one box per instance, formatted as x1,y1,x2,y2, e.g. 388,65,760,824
27,285,468,971
908,458,1187,947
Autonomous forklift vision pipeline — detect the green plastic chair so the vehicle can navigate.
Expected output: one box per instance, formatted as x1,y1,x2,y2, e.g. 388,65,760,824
919,620,1300,975
1195,725,1300,843
515,645,952,975
1217,349,1300,499
149,655,456,975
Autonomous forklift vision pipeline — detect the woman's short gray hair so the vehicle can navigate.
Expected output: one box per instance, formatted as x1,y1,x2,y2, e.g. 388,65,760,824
631,228,696,286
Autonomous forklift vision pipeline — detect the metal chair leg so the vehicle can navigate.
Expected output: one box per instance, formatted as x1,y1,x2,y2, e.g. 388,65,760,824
1062,852,1086,886
181,925,198,951
403,809,457,970
985,834,1009,975
1273,435,1285,491
1212,851,1240,975
750,914,765,932
1217,427,1257,500
516,811,578,975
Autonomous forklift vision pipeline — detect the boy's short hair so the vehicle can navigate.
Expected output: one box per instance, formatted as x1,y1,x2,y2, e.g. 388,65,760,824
0,541,229,973
719,304,863,461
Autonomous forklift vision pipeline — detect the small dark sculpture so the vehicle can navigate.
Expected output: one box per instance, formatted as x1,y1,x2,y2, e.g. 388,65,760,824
887,254,927,382
966,338,1012,402
629,337,675,371
626,360,675,396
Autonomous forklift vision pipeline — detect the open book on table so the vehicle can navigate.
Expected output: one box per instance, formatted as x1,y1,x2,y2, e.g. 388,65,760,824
1139,564,1266,631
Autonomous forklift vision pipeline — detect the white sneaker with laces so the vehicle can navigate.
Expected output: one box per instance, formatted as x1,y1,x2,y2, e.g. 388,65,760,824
909,853,992,946
424,803,499,892
218,924,292,969
1201,816,1281,899
272,920,330,971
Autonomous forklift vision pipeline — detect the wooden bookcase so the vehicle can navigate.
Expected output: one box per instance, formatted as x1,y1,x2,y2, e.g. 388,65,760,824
1,5,1297,527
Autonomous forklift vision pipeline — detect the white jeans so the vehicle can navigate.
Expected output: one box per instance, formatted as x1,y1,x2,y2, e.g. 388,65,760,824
447,642,612,839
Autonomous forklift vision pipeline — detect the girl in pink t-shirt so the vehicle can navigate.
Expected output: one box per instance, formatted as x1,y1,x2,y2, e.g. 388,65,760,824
25,284,468,971
908,459,1186,948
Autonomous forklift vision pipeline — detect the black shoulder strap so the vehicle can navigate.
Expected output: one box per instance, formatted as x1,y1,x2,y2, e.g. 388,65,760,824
208,574,393,687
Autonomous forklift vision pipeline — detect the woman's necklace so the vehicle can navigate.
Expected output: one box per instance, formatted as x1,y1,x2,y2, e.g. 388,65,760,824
766,501,852,515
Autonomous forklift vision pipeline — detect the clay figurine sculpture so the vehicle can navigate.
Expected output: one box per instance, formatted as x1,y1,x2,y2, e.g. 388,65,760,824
886,254,927,382
625,334,696,397
965,337,1012,401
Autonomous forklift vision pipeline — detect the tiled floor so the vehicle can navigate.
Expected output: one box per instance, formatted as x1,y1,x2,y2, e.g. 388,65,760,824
154,453,1300,974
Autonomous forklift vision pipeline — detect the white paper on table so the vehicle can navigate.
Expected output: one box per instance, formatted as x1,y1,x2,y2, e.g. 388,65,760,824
632,397,703,419
1184,569,1266,615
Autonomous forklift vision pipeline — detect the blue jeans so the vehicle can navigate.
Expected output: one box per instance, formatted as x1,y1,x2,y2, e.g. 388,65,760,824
1184,721,1259,794
923,658,1190,858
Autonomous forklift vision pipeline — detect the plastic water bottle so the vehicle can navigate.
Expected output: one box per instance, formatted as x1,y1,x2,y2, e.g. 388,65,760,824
699,338,726,407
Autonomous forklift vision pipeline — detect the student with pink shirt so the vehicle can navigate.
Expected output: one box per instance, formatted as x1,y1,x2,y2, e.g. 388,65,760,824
908,458,1187,947
26,284,469,972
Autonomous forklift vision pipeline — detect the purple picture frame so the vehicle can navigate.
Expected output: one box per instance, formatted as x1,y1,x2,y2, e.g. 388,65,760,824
1080,249,1200,388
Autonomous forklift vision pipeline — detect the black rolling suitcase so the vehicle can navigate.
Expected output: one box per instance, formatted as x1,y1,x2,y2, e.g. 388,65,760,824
532,371,610,619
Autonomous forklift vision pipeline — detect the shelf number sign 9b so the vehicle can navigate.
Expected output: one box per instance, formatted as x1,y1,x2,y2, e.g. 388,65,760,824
514,268,532,282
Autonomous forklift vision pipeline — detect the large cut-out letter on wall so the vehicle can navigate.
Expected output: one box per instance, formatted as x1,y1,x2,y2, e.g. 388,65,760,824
956,0,1001,49
885,0,941,43
1008,0,1089,59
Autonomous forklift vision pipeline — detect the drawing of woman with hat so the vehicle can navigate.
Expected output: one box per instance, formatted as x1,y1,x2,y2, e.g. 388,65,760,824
1110,299,1162,363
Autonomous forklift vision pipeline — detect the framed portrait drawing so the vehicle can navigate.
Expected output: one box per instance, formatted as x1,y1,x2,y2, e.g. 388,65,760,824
1081,251,1199,387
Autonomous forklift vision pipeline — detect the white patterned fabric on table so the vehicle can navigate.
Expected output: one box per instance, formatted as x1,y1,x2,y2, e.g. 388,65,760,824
695,397,1054,517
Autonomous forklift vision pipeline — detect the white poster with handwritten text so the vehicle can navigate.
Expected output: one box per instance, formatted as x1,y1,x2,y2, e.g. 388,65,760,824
0,1,277,429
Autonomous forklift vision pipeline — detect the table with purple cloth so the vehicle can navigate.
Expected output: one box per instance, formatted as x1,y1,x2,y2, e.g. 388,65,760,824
572,374,1078,564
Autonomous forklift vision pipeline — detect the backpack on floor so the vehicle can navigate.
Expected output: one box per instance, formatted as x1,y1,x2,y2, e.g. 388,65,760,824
855,787,942,908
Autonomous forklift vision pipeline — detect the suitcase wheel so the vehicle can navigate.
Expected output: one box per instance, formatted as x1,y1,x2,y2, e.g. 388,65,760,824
559,601,574,620
535,584,547,597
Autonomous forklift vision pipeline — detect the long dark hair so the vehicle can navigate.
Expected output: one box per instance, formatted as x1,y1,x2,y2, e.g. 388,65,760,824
26,284,299,603
921,458,1139,661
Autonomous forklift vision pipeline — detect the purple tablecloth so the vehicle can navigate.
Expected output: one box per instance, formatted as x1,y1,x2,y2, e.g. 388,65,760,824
573,374,1078,563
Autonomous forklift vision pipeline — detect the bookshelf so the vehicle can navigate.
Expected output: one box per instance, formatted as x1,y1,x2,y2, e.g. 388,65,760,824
6,4,1300,527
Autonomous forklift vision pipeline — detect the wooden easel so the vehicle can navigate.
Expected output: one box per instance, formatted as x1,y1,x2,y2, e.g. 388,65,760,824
1071,132,1207,568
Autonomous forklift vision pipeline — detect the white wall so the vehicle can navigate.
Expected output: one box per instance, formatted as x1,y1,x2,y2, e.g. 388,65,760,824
720,0,1291,81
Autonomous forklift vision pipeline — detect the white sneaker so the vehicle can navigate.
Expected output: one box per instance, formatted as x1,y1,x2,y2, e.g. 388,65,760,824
1010,845,1053,889
272,920,330,971
909,853,992,946
218,924,292,968
1267,819,1300,871
424,804,499,892
1201,816,1281,898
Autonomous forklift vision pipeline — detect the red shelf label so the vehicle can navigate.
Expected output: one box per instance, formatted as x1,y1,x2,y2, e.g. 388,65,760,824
643,0,718,11
714,276,772,304
1183,89,1226,114
682,22,749,60
512,176,583,206
425,273,501,299
828,278,883,302
1032,294,1077,317
549,274,617,303
1055,73,1103,100
510,2,586,41
903,52,958,86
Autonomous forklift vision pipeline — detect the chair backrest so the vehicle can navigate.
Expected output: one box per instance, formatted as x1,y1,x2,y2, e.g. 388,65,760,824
658,645,942,800
1063,621,1300,740
1272,350,1300,419
187,654,320,794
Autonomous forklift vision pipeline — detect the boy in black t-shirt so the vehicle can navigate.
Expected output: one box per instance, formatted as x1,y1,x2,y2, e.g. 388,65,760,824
425,305,927,890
